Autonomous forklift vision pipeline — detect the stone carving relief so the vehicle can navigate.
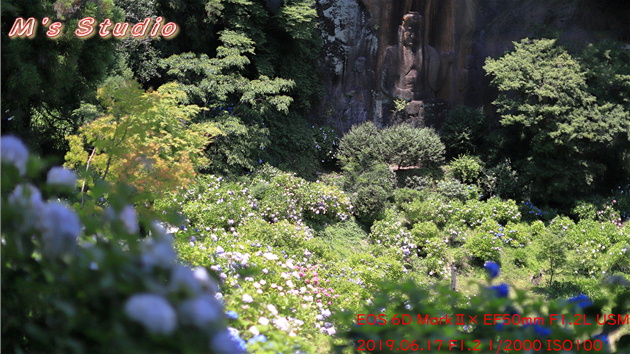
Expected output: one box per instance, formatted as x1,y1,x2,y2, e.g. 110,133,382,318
380,12,454,126
343,56,375,130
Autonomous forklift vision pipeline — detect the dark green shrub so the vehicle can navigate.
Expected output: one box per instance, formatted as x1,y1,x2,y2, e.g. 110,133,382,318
448,154,483,185
440,106,486,158
481,159,523,199
343,162,396,225
403,175,434,191
381,123,445,170
353,184,390,224
336,122,383,168
436,178,476,201
206,115,269,175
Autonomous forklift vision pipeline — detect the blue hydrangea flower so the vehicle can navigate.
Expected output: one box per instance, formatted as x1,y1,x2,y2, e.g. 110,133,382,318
248,334,268,345
484,261,500,279
226,310,238,320
525,324,551,337
568,294,593,308
228,327,247,352
490,283,509,298
593,333,609,345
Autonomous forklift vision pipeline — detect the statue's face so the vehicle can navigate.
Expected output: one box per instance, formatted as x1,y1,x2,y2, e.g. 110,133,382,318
355,58,366,72
402,16,420,47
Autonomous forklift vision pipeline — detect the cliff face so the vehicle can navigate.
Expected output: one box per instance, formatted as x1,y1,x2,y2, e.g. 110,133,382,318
314,0,630,131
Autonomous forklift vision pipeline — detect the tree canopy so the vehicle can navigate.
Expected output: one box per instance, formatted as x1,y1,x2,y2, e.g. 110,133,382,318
64,78,218,200
1,0,123,156
484,38,630,205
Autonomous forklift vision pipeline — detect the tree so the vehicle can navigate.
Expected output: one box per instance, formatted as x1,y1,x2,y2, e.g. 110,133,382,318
64,78,219,201
440,106,487,159
153,0,322,176
578,40,630,186
336,121,383,169
381,124,445,170
484,38,630,205
1,0,123,156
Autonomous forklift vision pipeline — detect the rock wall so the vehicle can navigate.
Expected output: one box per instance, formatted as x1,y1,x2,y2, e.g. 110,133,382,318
314,0,630,132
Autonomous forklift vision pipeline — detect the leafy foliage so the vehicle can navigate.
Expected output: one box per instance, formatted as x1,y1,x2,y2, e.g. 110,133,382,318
381,123,446,170
448,154,484,185
336,122,383,169
154,0,322,176
64,79,217,200
1,0,122,155
440,106,487,159
484,38,630,205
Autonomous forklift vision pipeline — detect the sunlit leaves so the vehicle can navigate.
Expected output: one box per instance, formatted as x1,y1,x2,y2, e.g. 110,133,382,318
161,30,295,114
64,79,218,200
484,38,630,203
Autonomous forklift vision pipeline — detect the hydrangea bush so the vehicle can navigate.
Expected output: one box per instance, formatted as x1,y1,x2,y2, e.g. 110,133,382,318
1,136,240,353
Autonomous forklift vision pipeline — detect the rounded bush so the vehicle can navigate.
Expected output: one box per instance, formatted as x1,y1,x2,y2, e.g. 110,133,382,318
448,154,483,185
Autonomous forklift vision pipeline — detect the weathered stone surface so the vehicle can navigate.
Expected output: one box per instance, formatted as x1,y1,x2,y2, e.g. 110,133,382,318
313,0,630,132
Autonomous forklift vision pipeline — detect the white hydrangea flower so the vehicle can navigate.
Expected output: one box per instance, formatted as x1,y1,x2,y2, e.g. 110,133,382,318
274,317,290,331
178,295,221,328
242,294,254,303
249,325,260,336
321,309,332,318
263,252,278,260
39,202,81,258
124,293,177,335
119,205,138,234
267,304,278,316
258,316,270,325
1,135,28,175
46,166,76,189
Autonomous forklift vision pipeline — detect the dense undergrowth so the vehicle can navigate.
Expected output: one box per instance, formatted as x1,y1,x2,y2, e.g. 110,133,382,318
158,163,630,353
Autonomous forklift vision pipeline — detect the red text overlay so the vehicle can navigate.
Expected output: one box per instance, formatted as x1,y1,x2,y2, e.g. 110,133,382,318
356,313,628,326
356,339,605,352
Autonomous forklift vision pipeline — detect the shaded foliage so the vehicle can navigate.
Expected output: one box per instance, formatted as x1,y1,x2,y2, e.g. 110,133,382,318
484,38,630,205
1,0,123,157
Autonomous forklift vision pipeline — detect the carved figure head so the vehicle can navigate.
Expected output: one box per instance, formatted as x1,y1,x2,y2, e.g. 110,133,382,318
354,57,367,73
401,12,422,48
